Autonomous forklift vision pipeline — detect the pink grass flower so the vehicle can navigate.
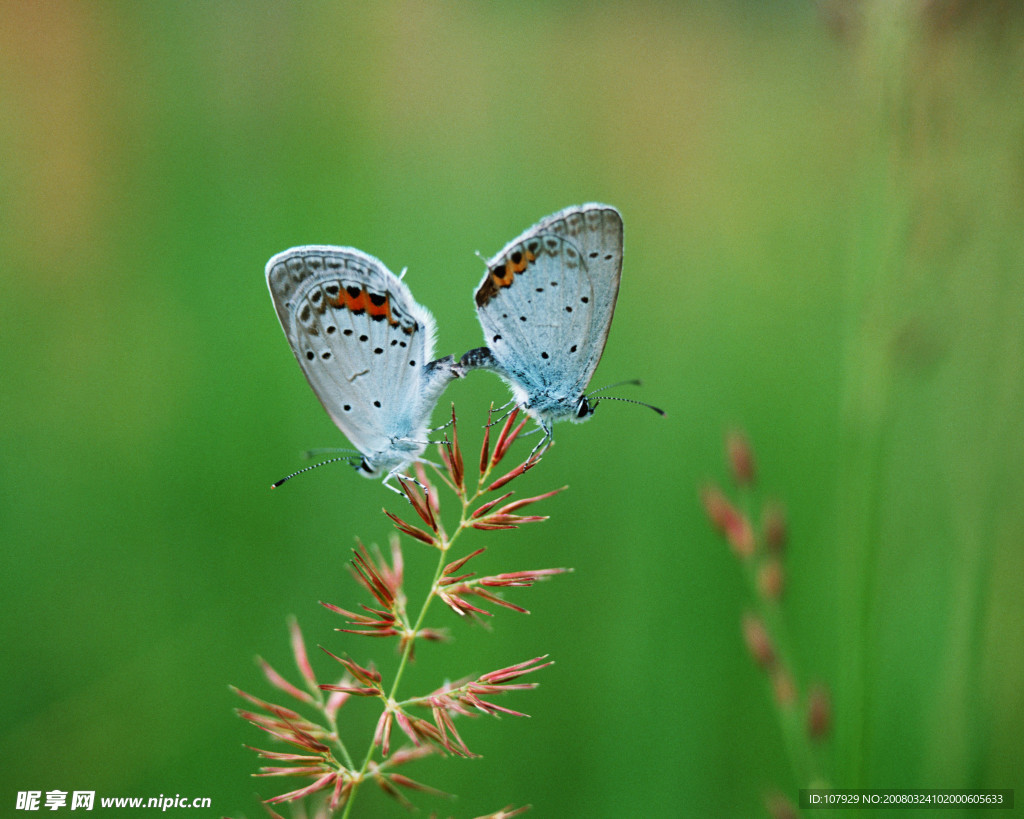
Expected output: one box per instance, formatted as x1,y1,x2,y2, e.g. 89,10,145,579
726,429,756,486
491,407,528,468
806,683,832,740
436,549,569,618
758,558,785,601
475,806,532,819
701,484,756,557
742,613,775,669
762,500,787,554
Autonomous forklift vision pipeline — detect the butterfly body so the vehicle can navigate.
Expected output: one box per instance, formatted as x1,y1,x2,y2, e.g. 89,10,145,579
461,204,623,439
266,245,458,484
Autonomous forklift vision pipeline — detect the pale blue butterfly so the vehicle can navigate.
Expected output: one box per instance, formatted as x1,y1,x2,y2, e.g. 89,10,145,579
266,246,459,490
460,204,661,448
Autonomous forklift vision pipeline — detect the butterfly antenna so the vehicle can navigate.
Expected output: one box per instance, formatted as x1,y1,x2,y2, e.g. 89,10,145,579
586,380,663,414
428,416,455,434
271,456,358,489
588,379,643,394
592,395,666,416
301,447,360,459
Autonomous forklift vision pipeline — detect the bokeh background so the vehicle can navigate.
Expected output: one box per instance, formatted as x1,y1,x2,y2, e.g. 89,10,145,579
2,1,1022,816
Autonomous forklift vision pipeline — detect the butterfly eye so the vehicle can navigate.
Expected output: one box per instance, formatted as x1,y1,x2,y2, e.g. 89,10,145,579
359,458,375,474
576,397,594,419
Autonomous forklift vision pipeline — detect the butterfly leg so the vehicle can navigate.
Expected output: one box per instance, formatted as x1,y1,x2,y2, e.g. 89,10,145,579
483,398,519,428
526,423,554,462
383,470,430,501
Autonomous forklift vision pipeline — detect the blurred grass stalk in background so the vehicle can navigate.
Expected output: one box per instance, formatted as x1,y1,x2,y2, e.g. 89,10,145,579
828,0,1023,793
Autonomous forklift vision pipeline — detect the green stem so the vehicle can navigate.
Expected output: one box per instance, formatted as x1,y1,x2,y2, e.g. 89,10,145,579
323,693,354,771
341,479,486,818
390,546,449,696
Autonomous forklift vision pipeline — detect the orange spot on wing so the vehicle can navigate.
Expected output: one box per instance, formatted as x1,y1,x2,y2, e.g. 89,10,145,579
330,285,404,328
366,295,393,322
477,248,538,307
347,290,368,313
491,263,514,288
507,249,535,274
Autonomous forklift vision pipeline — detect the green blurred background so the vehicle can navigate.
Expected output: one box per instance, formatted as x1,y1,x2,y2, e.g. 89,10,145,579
2,2,1022,816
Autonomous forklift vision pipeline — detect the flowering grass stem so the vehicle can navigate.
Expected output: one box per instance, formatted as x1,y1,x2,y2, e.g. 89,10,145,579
237,406,566,817
703,431,833,816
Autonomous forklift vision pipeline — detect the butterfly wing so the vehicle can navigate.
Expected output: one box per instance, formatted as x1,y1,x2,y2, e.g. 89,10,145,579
470,204,623,421
266,246,453,475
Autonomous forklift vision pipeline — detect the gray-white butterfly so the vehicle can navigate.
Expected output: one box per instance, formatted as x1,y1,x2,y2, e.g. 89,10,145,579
266,246,459,490
460,204,661,448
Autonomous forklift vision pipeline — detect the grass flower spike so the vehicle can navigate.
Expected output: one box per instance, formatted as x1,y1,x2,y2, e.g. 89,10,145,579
235,406,567,816
702,430,832,814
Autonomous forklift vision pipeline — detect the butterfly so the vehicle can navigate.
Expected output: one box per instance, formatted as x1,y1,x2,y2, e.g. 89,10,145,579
460,204,659,449
266,246,459,490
